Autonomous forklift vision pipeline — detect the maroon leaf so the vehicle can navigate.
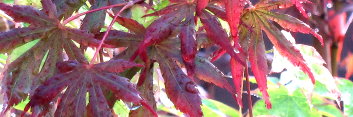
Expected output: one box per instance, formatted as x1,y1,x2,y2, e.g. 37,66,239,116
156,52,202,117
52,0,87,19
206,5,226,21
248,28,271,108
95,30,143,47
0,27,52,53
23,60,152,116
80,0,108,34
200,10,244,65
0,4,136,114
196,0,209,16
143,4,183,17
131,11,184,60
180,23,197,77
142,12,184,47
195,56,234,93
66,28,113,48
0,3,56,26
41,0,58,18
115,16,146,34
93,59,144,73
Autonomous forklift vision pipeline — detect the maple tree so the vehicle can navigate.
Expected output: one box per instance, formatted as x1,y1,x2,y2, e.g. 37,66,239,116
0,0,352,116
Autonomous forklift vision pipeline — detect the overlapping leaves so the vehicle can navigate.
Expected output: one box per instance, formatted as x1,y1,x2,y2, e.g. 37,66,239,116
0,0,330,116
236,0,323,108
23,59,150,116
0,1,101,111
95,2,239,116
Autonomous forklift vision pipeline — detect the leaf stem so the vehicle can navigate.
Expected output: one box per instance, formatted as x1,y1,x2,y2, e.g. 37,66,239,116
62,3,127,25
89,1,136,65
245,65,253,117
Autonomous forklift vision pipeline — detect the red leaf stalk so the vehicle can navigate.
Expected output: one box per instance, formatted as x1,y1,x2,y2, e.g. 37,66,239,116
90,1,136,65
62,3,127,25
245,66,253,117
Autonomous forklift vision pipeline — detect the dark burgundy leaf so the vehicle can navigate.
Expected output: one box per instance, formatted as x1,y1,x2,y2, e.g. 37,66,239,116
195,55,234,93
115,16,146,34
41,0,58,18
0,3,56,26
24,61,150,116
196,0,209,16
206,5,226,21
156,52,202,117
180,23,197,77
56,60,79,73
53,0,87,19
108,0,131,16
81,0,108,34
200,10,244,65
87,83,113,117
66,28,113,48
143,4,183,17
93,59,143,73
131,11,184,60
95,30,143,47
142,12,183,47
0,27,52,53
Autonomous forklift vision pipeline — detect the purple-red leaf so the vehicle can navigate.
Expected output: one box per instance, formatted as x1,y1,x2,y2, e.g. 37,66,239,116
66,28,113,48
93,59,143,73
206,5,226,21
24,61,153,116
200,10,244,65
0,3,56,26
196,0,209,16
156,52,202,117
143,4,183,17
195,56,234,94
41,0,58,18
0,27,51,52
142,12,183,47
131,12,184,60
115,16,146,34
80,0,108,34
53,0,87,19
95,30,143,47
180,23,197,77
